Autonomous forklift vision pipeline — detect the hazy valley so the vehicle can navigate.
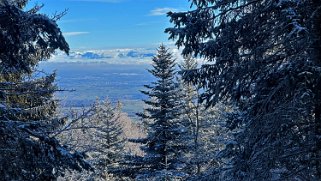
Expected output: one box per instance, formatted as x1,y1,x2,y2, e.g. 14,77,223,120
40,61,154,120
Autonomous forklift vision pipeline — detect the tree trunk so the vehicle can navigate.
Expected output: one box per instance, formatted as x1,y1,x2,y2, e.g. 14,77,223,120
195,106,201,174
311,1,321,178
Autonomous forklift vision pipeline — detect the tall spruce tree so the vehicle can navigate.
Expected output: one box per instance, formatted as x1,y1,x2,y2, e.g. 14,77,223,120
126,45,189,180
166,0,321,180
0,1,90,180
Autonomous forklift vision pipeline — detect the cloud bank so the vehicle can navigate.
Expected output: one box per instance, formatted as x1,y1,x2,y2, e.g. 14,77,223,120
63,32,90,37
149,7,178,16
48,47,187,65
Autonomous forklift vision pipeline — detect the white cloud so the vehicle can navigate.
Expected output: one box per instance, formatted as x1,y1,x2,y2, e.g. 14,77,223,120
48,48,155,65
63,32,90,37
149,7,178,16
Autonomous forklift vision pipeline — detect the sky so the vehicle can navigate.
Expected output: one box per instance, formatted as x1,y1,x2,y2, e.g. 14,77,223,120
27,0,190,50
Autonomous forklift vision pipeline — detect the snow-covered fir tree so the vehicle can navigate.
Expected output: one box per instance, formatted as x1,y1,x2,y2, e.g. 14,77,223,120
0,0,90,180
90,100,126,180
178,56,229,180
167,0,321,180
177,55,203,175
58,100,126,181
124,45,189,180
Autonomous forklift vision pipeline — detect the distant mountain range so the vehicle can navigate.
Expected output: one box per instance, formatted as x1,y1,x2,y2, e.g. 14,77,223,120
49,48,153,63
48,47,185,64
70,49,155,59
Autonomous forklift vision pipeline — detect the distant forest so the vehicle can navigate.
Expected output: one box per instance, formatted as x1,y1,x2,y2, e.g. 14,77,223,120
1,0,321,181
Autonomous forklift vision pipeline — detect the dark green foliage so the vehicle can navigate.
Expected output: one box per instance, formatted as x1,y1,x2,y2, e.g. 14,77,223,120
167,0,321,180
0,73,59,122
125,45,189,180
0,120,90,181
0,0,68,76
0,1,90,180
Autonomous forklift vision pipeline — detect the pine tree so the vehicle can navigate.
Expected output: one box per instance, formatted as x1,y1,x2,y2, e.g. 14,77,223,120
126,45,189,180
167,0,321,180
0,1,90,180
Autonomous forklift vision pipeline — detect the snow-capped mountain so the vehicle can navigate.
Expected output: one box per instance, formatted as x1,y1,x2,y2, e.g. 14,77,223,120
49,48,154,64
48,47,185,64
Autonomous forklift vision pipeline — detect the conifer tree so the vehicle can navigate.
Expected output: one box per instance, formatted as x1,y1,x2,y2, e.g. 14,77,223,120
126,45,189,180
167,0,321,180
178,55,202,175
91,100,126,180
178,56,227,180
58,100,126,181
0,1,90,180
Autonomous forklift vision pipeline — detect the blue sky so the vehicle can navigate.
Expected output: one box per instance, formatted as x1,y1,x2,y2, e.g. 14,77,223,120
27,0,189,50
